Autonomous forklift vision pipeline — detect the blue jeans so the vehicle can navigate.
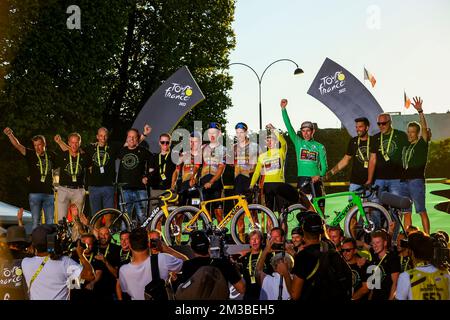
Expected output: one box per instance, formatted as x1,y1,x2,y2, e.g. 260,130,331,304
88,186,115,216
122,189,148,224
29,193,54,230
372,179,402,239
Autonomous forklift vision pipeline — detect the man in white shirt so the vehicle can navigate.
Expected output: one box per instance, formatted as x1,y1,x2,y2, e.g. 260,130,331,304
21,225,95,300
118,227,184,300
256,239,293,300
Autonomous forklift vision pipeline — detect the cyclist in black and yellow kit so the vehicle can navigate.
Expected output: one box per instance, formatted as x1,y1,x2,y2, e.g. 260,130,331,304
233,122,259,242
171,132,202,206
250,123,287,213
200,122,227,223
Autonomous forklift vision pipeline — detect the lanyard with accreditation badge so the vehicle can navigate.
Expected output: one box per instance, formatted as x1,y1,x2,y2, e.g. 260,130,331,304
357,136,370,168
380,129,394,162
97,144,108,174
69,152,80,182
159,151,170,181
37,152,49,182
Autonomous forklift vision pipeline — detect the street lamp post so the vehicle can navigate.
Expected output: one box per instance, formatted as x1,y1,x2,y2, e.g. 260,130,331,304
229,59,303,130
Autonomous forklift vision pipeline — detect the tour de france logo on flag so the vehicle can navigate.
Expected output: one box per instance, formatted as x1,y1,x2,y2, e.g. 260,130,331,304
308,57,384,137
132,65,205,152
318,70,346,95
164,83,194,107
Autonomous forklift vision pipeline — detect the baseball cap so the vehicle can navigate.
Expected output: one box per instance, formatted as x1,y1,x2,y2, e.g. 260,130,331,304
207,122,222,130
190,230,210,253
356,249,372,261
6,226,30,244
300,121,314,130
291,226,303,236
297,211,324,234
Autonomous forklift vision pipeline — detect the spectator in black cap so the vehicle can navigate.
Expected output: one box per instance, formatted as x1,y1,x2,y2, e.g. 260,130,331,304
289,212,326,300
286,226,304,255
0,225,31,300
21,225,94,300
179,230,245,296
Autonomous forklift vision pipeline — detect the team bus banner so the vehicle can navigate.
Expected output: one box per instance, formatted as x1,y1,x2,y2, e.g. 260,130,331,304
132,66,205,152
307,57,384,137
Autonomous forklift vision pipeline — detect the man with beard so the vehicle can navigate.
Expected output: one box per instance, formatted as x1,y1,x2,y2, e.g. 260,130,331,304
340,238,369,301
93,227,120,300
326,117,376,190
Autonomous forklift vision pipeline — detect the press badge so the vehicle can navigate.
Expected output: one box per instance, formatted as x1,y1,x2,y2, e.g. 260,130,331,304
72,175,77,182
100,166,105,174
40,176,46,183
364,161,369,168
383,155,390,162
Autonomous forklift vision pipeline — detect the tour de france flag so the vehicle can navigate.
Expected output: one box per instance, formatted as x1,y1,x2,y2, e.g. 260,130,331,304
307,58,384,137
132,66,205,152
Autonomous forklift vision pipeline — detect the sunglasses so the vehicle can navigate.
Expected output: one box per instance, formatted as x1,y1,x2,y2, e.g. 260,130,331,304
160,141,170,145
377,121,390,126
340,248,355,253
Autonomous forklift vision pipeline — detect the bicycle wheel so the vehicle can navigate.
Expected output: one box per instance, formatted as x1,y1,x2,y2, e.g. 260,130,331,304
281,203,309,235
164,206,210,246
149,206,178,231
89,208,132,243
343,202,393,244
230,204,279,245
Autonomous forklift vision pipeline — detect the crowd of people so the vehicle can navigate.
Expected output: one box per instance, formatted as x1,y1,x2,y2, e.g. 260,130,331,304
1,96,449,300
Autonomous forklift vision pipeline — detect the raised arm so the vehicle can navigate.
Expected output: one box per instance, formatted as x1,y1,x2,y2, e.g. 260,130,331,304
54,134,69,151
3,127,26,156
411,97,429,142
280,99,299,145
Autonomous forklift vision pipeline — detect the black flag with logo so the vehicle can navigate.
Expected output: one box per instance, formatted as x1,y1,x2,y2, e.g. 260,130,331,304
307,58,383,137
132,66,205,152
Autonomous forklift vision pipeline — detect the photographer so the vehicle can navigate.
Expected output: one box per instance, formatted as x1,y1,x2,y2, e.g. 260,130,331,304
396,231,450,300
177,230,245,298
256,239,293,300
70,233,102,301
21,225,95,300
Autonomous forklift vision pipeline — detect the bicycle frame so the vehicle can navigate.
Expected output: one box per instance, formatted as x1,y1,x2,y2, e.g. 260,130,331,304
311,191,371,228
184,195,255,232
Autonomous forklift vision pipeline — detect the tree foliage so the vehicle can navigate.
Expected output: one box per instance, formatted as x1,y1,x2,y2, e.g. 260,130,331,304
0,0,236,208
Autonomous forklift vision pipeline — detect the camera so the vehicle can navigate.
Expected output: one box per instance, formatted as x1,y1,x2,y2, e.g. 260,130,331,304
208,228,226,259
400,238,409,249
271,242,285,252
149,238,161,249
430,232,450,270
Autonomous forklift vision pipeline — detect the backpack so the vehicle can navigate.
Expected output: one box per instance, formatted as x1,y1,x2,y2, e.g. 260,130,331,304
175,263,229,300
144,254,168,301
304,241,353,300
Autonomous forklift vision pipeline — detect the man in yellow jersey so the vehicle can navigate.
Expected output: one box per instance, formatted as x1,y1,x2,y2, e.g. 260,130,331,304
396,232,450,300
250,124,287,212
